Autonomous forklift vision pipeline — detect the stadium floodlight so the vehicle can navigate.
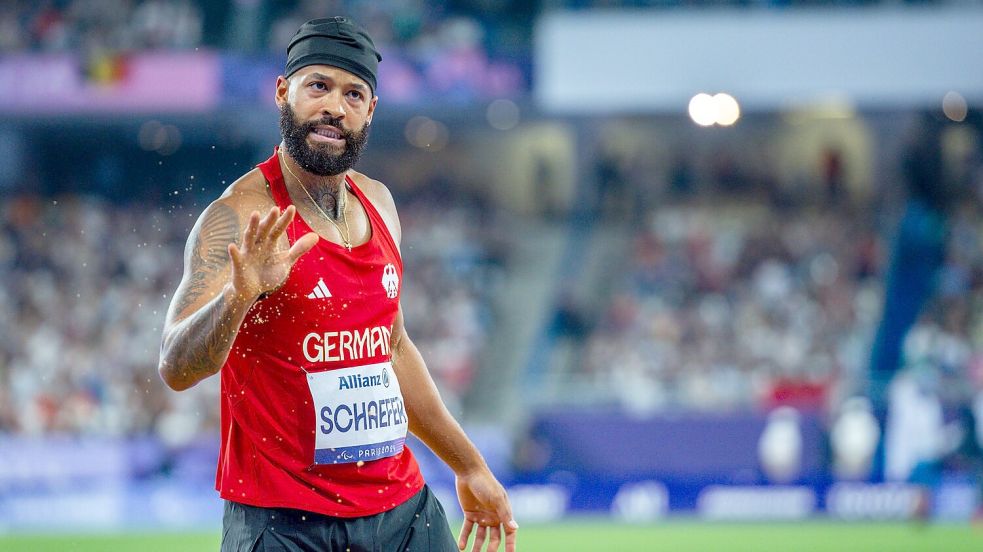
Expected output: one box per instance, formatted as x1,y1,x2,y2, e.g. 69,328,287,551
689,92,741,127
713,93,740,126
688,93,717,127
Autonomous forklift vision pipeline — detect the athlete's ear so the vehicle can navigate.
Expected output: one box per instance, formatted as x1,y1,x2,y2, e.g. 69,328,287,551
366,96,378,125
275,75,289,108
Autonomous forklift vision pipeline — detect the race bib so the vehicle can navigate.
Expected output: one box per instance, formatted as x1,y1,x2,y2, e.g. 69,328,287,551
306,362,408,465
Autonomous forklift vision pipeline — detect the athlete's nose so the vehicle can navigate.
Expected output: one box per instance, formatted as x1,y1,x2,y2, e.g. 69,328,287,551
321,90,346,121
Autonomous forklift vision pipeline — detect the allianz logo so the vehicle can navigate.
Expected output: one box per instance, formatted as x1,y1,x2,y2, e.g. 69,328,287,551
338,367,391,391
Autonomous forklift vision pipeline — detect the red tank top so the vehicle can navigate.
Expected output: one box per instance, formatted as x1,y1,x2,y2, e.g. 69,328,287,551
215,147,424,517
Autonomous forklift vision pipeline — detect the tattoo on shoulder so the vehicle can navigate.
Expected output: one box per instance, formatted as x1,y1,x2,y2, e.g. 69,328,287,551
175,203,239,314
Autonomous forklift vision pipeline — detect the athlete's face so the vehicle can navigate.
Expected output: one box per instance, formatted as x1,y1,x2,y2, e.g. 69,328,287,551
275,65,377,176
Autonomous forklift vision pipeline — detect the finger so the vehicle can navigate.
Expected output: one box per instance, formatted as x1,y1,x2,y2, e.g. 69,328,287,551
228,243,248,298
470,525,486,552
458,519,475,551
256,206,280,243
228,242,242,267
286,232,319,265
228,242,242,277
495,501,518,536
504,526,516,552
268,205,296,240
487,524,501,552
242,211,260,250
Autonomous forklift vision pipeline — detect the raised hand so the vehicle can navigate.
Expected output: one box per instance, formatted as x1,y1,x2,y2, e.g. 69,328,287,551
227,205,318,301
456,468,518,552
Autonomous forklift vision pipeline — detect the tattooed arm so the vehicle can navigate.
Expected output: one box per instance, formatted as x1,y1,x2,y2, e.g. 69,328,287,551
158,201,251,391
159,198,318,391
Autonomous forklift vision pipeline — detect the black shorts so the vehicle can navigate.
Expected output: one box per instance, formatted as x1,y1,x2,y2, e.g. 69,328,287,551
220,485,457,552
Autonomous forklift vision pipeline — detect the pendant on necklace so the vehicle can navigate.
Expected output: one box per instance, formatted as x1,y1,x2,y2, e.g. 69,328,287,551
345,241,352,252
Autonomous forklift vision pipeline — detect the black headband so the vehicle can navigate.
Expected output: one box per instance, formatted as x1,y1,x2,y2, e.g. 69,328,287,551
285,17,381,94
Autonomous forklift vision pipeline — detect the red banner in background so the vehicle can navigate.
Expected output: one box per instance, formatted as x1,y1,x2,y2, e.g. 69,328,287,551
0,52,220,114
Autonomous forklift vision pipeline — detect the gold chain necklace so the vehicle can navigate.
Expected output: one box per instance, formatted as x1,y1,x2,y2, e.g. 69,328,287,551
279,149,353,252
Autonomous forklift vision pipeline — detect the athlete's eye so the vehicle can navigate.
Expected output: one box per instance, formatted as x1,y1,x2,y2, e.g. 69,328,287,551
310,81,327,91
347,90,363,101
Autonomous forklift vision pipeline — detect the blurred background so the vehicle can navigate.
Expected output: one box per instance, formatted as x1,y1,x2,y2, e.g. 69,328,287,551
1,0,982,549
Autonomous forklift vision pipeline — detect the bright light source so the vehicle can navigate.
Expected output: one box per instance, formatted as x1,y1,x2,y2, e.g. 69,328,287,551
942,91,967,122
714,93,740,126
689,92,741,127
688,93,716,127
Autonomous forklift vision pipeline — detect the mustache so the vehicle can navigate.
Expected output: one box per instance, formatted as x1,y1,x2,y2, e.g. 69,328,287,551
300,117,355,139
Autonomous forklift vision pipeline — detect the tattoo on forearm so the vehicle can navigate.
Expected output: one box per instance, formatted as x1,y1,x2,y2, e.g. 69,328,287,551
166,291,242,385
177,267,208,315
174,203,239,314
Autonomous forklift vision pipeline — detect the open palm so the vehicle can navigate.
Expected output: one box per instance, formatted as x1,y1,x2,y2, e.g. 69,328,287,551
228,205,318,300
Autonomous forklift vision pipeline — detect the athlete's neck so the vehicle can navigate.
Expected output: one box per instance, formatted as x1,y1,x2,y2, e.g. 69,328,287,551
279,147,347,220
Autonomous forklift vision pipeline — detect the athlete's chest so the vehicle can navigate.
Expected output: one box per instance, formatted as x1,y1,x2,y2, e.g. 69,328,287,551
275,244,398,307
241,237,402,359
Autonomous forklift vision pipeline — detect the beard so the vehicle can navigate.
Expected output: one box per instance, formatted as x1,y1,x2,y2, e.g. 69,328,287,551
278,103,370,176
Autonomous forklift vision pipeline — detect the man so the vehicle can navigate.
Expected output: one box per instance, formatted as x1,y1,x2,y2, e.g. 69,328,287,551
158,17,517,552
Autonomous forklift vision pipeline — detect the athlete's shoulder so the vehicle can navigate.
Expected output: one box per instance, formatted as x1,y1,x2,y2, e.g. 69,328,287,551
215,168,276,213
188,169,275,237
349,170,396,212
349,170,401,244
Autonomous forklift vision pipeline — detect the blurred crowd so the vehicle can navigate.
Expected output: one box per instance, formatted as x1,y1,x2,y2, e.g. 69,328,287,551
0,0,528,102
398,197,506,413
579,197,983,414
1,0,963,56
0,0,204,52
0,193,502,437
268,1,527,103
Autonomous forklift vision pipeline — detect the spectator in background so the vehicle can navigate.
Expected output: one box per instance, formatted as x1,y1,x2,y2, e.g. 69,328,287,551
550,290,589,342
821,146,845,205
868,114,952,405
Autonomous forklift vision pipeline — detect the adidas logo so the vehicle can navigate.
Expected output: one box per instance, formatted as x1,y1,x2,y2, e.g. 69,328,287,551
307,278,332,299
